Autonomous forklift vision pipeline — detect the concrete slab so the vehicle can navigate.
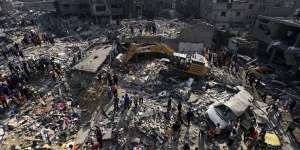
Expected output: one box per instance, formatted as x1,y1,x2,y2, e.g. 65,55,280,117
73,45,112,73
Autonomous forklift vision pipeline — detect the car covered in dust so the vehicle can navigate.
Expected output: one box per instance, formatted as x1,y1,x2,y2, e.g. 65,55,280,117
206,87,253,129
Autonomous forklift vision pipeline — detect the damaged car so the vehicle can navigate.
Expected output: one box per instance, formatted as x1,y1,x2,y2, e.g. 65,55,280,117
206,87,254,129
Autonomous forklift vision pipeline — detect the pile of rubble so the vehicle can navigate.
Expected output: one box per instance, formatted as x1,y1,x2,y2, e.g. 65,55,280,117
82,60,236,149
1,84,81,149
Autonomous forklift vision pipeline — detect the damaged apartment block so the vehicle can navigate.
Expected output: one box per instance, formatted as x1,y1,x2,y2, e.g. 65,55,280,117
55,0,123,24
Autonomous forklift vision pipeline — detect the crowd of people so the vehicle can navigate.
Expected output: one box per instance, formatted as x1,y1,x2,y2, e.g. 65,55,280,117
1,31,55,60
22,32,55,47
129,22,157,36
0,56,63,111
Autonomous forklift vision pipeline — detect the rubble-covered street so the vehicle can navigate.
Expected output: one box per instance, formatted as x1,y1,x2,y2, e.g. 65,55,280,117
1,0,300,150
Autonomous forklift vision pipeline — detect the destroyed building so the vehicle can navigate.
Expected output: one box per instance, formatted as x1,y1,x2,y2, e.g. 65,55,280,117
200,0,259,28
200,0,299,29
227,37,258,56
258,0,298,17
253,15,300,70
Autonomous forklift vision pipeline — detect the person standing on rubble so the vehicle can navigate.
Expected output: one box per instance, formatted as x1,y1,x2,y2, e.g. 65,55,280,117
97,73,102,82
186,108,194,126
37,35,42,47
49,69,57,82
114,96,119,112
244,126,258,149
266,100,279,117
177,102,182,122
112,84,118,98
95,126,103,149
130,26,134,35
8,62,15,73
124,93,130,110
113,73,118,85
22,61,30,77
167,96,172,113
139,97,143,105
132,96,138,109
139,24,143,35
107,86,112,100
152,24,157,35
177,102,182,116
248,74,256,90
0,94,8,109
107,72,112,87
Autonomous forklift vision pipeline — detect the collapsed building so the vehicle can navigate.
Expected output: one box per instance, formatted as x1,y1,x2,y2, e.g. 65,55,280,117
253,15,300,74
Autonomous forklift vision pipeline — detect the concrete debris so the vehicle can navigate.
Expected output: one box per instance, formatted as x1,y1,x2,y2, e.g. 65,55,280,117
1,3,300,150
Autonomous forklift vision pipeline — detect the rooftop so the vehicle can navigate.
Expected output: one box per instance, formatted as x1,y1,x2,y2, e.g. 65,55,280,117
73,45,112,73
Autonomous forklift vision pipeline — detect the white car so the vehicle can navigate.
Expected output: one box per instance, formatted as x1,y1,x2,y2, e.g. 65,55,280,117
206,87,253,129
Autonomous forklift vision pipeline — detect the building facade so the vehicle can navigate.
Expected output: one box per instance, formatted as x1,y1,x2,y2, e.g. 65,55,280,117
55,0,93,16
55,0,175,19
16,0,55,11
200,0,257,28
200,0,298,28
55,0,123,16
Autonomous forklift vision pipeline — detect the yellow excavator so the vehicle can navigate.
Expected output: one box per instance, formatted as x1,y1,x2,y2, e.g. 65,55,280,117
121,43,209,76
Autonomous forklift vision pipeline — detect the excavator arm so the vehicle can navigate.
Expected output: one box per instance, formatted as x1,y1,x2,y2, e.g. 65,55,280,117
125,43,174,62
122,43,208,76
